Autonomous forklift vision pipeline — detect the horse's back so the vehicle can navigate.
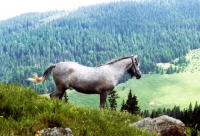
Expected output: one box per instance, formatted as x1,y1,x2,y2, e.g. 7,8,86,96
52,61,115,91
53,61,99,81
54,61,95,74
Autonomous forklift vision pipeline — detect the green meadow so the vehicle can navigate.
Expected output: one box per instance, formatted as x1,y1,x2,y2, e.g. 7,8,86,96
66,72,200,111
117,72,200,111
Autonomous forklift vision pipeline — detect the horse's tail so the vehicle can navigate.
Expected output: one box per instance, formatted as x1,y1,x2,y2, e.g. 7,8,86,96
26,65,56,83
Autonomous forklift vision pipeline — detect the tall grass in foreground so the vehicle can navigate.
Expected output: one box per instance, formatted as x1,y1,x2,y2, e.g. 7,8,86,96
0,83,157,136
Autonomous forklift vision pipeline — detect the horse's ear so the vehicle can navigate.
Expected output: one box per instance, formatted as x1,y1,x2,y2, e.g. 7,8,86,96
134,55,137,58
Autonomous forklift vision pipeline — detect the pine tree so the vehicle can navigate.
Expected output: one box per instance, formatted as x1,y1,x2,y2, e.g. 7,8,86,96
130,94,140,114
108,90,119,110
188,103,193,123
120,99,127,112
150,109,156,118
166,65,174,74
143,110,150,117
126,89,133,111
121,89,140,115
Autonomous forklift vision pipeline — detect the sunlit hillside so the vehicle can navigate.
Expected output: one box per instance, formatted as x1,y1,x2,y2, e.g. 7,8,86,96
157,48,200,73
0,83,156,136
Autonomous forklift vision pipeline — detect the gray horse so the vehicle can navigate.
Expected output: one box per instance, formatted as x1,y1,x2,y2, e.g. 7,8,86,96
27,55,141,108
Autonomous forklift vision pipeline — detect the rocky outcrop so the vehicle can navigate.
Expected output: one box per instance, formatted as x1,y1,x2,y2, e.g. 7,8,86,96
130,115,186,136
36,127,73,136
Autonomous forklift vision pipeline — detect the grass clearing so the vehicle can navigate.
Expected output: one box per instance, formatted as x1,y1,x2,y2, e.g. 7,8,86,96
116,72,200,111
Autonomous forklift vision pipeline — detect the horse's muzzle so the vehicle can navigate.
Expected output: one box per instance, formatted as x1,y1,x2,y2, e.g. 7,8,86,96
136,75,141,79
136,72,141,79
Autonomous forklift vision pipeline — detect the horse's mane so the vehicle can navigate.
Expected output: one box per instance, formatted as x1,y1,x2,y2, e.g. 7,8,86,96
98,56,133,67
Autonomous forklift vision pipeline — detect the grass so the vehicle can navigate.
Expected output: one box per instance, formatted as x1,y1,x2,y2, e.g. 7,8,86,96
0,83,157,136
116,72,200,111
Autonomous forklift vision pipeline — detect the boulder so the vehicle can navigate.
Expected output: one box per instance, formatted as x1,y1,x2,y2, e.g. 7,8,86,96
36,127,73,136
130,115,186,136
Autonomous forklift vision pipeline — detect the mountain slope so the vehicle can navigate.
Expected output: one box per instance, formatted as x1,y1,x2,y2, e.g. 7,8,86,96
0,0,200,94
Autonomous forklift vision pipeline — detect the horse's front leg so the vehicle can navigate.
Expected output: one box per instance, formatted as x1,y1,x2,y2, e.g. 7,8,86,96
100,92,108,108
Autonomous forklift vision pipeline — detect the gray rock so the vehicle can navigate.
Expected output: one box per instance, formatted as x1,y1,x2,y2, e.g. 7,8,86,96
130,115,186,136
37,127,73,136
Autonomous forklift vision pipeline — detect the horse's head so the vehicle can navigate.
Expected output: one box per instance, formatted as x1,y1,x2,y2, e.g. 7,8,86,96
127,55,141,79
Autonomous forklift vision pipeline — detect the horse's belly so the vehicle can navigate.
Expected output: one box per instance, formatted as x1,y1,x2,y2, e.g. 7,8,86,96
71,81,115,95
72,87,99,94
69,73,115,94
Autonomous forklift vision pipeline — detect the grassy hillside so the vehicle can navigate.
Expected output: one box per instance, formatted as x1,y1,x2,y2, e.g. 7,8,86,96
117,73,200,110
0,83,156,136
65,49,200,111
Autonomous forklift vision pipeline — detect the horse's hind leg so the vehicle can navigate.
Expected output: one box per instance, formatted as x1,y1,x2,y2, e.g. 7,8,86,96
100,92,108,108
50,86,67,100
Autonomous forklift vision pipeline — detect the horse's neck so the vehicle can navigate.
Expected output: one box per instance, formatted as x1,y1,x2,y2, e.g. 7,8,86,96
109,58,131,81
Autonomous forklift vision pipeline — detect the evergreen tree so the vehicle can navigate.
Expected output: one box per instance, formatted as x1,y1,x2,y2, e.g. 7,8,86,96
143,109,150,117
150,109,156,118
120,99,127,112
188,103,193,124
130,94,140,114
121,89,140,115
108,90,119,110
166,65,174,74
